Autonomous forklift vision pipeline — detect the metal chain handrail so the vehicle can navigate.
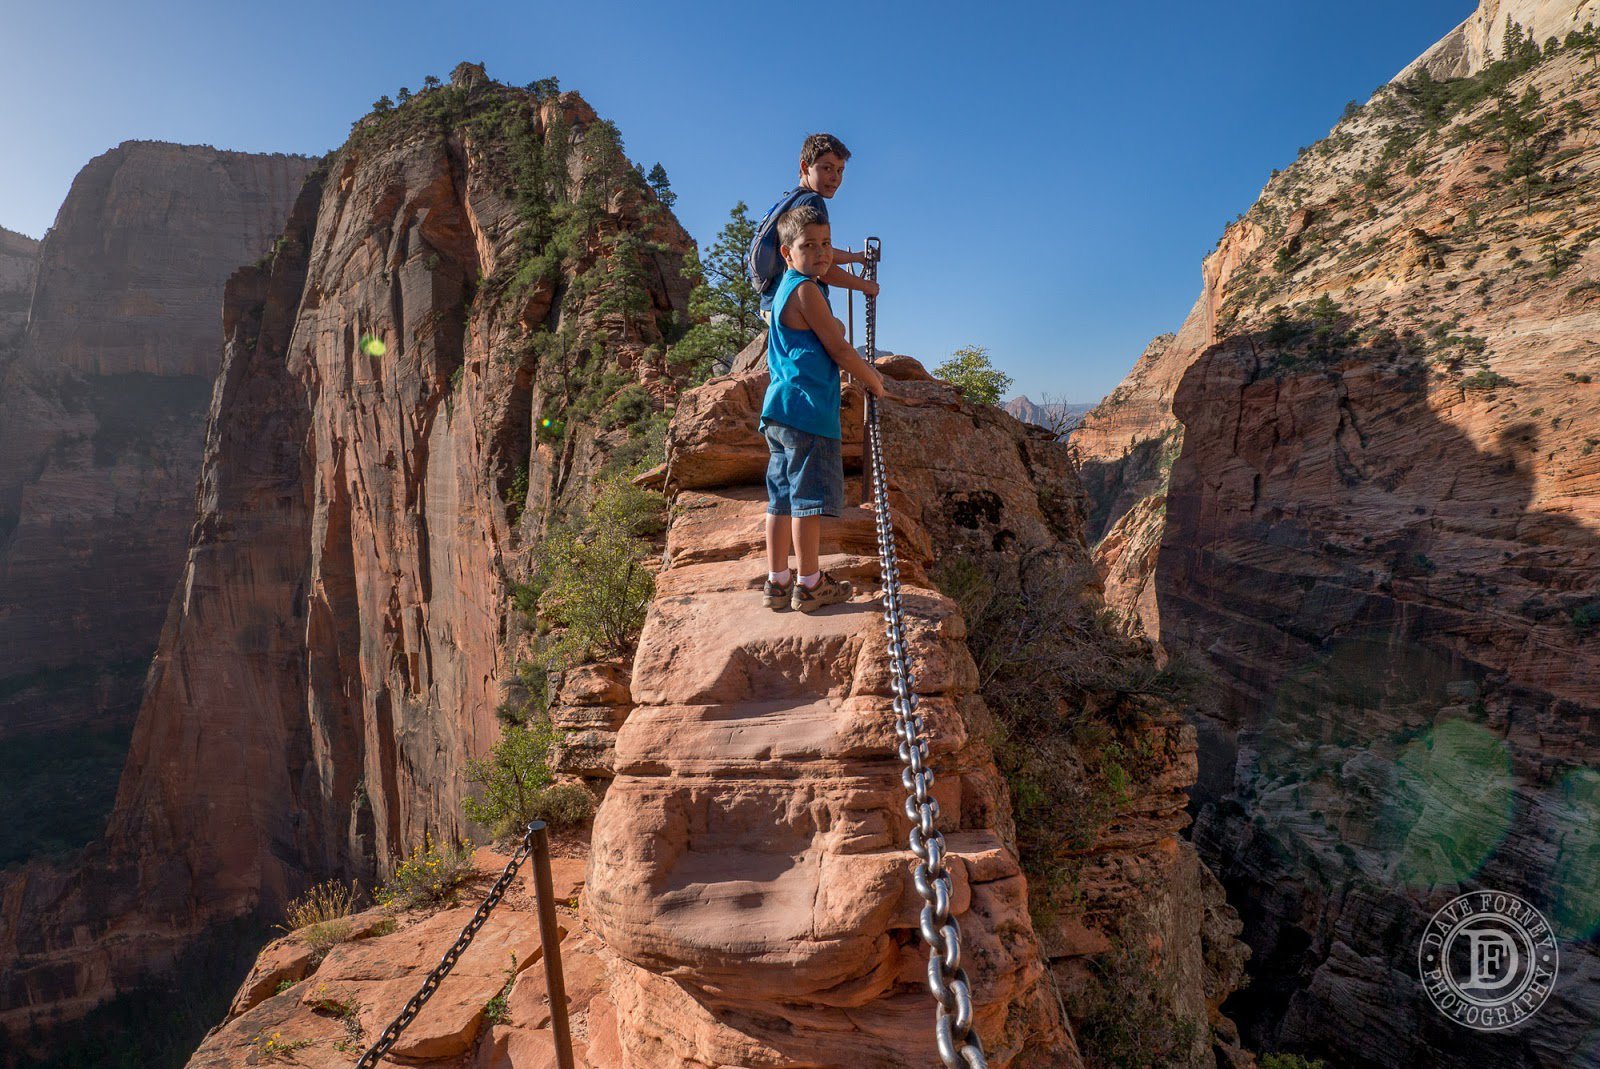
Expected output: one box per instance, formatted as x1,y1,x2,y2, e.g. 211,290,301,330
861,238,988,1069
354,825,538,1068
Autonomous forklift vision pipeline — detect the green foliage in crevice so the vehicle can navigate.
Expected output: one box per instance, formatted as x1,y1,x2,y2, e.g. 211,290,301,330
930,553,1208,927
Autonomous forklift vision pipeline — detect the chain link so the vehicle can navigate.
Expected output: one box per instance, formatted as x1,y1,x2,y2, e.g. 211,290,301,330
861,239,988,1069
354,826,538,1068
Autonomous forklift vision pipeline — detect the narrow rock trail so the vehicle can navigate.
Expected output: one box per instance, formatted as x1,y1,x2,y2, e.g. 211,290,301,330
586,365,1065,1068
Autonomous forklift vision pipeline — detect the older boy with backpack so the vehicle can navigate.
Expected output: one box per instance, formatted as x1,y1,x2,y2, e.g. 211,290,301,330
748,133,879,325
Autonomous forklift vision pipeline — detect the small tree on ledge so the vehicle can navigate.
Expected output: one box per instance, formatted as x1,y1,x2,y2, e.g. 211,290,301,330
934,345,1014,407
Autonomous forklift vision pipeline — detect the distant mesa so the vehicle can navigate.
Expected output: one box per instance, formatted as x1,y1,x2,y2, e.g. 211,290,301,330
1002,394,1094,431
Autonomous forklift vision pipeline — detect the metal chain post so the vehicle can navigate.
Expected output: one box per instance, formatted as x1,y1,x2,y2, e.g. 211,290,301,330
861,238,989,1069
356,822,564,1068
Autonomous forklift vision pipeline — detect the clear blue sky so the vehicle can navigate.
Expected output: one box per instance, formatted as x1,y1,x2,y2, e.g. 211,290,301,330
3,0,1473,402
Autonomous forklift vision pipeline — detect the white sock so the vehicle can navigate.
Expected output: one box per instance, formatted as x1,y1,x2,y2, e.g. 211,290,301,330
769,569,792,585
800,571,822,589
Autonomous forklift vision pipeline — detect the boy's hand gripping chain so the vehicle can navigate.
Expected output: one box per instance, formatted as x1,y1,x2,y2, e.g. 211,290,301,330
862,238,989,1069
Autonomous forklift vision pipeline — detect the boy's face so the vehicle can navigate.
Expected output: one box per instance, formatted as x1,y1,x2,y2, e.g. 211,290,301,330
780,222,833,280
799,152,846,198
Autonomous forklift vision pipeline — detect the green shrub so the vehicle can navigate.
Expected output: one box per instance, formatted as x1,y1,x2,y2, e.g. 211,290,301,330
1571,602,1600,636
526,477,661,669
506,464,529,522
461,721,593,836
1462,369,1512,390
1070,916,1203,1069
537,783,597,828
933,345,1013,406
604,384,655,430
482,954,519,1024
599,410,671,480
378,836,474,909
1262,1056,1327,1069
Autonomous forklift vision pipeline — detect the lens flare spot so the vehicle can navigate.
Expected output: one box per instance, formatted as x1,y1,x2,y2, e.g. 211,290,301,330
1549,767,1600,940
1386,719,1514,889
359,333,386,357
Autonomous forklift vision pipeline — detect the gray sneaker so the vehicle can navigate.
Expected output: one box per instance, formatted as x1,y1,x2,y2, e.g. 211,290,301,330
762,576,794,609
791,571,853,613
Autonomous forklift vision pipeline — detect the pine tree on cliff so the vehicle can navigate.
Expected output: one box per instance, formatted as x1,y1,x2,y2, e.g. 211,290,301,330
668,202,761,380
1496,84,1548,208
646,163,676,207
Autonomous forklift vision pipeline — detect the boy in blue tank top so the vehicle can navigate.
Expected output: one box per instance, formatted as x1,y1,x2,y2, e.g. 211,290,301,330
760,204,886,612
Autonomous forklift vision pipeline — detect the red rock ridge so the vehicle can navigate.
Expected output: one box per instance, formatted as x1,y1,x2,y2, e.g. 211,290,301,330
583,356,1249,1067
0,76,693,1044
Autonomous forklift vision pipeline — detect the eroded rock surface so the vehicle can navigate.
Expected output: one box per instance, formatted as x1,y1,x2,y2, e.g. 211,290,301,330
589,359,1074,1067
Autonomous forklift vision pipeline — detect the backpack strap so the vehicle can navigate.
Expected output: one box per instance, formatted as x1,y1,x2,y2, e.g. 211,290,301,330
747,187,814,294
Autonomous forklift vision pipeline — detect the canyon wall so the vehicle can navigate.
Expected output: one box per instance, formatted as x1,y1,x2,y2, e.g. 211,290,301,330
0,226,36,339
0,144,316,733
0,70,692,1052
0,145,317,882
1075,2,1600,1065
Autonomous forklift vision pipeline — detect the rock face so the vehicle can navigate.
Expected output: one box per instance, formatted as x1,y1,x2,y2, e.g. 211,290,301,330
24,143,313,379
0,81,692,1046
0,144,316,759
1070,332,1180,469
587,358,1071,1068
1076,4,1600,1066
1402,0,1600,81
0,226,37,339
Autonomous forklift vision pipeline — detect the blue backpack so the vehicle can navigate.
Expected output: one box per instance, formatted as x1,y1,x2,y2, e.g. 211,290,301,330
746,187,817,296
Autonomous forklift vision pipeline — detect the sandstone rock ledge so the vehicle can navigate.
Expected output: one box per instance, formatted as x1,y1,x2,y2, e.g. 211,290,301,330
186,847,594,1069
586,357,1076,1068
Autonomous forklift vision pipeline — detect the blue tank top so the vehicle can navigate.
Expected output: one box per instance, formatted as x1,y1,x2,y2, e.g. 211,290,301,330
761,268,840,439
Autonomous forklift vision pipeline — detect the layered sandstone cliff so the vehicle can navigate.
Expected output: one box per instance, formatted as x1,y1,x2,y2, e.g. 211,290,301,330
0,144,315,763
1075,3,1600,1065
0,70,692,1053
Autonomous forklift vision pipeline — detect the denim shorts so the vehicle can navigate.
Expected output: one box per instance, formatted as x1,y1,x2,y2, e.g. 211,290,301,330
763,421,843,518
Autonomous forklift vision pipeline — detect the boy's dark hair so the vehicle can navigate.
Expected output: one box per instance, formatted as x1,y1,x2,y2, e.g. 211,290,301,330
800,133,851,168
777,204,827,248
